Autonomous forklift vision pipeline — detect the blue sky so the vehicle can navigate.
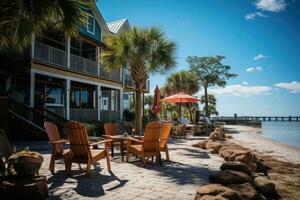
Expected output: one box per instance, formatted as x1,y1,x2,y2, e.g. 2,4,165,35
98,0,300,116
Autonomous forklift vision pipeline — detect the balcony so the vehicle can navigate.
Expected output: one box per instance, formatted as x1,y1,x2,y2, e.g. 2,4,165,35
70,54,98,75
99,65,121,82
34,41,66,67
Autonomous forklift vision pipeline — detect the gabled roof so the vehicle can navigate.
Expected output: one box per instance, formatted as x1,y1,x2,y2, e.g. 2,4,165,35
90,2,113,36
107,19,130,34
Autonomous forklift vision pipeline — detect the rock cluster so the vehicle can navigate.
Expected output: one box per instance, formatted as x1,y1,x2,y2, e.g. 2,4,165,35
194,127,281,200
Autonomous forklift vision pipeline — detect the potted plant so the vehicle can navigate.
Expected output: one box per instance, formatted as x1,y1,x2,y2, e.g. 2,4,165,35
8,147,43,176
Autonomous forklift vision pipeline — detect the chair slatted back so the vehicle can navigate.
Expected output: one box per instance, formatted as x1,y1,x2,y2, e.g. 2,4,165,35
44,122,63,154
104,123,118,136
143,122,162,152
66,121,90,157
160,123,172,148
0,129,12,161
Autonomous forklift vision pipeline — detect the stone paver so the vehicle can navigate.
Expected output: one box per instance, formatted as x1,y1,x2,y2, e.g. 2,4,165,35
14,137,223,199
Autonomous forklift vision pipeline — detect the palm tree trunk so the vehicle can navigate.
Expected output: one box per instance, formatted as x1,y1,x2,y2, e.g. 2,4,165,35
188,103,193,123
135,83,143,135
204,85,209,117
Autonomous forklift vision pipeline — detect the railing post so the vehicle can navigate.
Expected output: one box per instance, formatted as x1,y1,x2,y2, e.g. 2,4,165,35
66,37,71,68
97,46,100,76
30,71,35,108
31,34,35,59
66,79,71,120
120,89,123,120
97,85,101,121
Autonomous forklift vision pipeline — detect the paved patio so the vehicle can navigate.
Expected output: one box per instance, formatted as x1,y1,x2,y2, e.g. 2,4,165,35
14,137,223,200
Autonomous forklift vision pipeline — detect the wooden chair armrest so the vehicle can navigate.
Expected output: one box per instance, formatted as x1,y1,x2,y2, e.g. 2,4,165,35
102,135,111,138
89,139,112,146
49,139,69,144
127,137,143,143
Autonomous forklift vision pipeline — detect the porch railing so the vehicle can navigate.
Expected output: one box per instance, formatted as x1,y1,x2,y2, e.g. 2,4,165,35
99,64,121,82
34,41,66,67
70,54,98,75
46,106,66,118
70,108,98,122
101,110,120,122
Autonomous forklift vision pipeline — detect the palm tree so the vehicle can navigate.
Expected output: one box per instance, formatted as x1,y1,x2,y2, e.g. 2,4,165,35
187,55,237,117
163,70,199,122
102,27,176,134
0,0,90,51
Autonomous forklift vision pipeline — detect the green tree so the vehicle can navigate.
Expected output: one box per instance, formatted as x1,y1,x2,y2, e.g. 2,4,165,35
0,0,90,51
200,94,218,117
187,55,237,117
102,27,176,134
163,70,200,122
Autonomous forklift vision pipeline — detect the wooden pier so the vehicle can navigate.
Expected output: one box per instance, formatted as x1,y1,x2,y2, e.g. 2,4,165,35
211,116,300,127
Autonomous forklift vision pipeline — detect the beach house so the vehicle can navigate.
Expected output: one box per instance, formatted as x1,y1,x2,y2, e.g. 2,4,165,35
0,2,149,137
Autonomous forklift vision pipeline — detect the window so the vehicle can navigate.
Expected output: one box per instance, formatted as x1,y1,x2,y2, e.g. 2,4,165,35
87,14,95,35
45,86,64,105
71,86,94,109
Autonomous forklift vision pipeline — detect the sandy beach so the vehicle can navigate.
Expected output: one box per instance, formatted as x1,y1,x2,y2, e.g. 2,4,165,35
224,125,300,164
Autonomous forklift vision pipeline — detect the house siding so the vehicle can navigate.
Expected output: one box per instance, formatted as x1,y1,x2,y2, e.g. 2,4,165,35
79,9,101,43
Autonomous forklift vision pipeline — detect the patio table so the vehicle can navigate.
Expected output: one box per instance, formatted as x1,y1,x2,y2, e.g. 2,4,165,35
103,135,133,161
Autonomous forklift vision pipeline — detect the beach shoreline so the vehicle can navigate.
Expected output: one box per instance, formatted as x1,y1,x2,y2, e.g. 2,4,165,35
224,125,300,164
222,125,300,200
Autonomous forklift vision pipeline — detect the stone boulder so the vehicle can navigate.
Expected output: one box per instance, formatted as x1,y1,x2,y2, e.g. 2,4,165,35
195,184,241,200
193,140,208,149
228,183,262,200
206,140,223,154
255,161,271,176
234,153,253,169
198,195,229,200
220,162,252,176
209,170,253,185
209,127,225,141
253,176,279,198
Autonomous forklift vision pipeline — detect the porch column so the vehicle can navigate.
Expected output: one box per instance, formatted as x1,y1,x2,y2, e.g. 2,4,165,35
66,37,71,68
97,85,101,121
29,71,35,108
31,34,35,59
97,46,100,76
66,79,71,120
120,89,123,120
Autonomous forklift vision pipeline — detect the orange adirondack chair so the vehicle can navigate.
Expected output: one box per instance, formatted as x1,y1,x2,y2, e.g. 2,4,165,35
65,121,112,176
126,122,162,167
159,123,172,160
44,122,69,174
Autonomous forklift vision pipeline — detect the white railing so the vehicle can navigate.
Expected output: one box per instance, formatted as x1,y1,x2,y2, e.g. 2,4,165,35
70,54,98,75
34,41,66,67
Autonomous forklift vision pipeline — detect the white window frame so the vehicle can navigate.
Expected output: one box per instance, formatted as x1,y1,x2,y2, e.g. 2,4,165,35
86,14,95,35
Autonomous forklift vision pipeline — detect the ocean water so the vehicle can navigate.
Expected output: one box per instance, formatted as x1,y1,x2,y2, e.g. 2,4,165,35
262,121,300,148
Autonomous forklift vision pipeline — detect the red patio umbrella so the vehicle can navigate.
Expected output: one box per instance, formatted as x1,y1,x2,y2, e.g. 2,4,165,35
161,92,200,122
152,85,161,114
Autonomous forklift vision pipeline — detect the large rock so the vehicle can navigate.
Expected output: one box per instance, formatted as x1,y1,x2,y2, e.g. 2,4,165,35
234,153,253,169
253,176,279,197
220,162,252,176
206,140,223,154
198,195,229,200
255,161,271,176
209,170,253,185
193,140,208,149
195,184,240,200
228,183,262,200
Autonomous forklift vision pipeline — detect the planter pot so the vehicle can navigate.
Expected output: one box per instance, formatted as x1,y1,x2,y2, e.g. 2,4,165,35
8,151,43,176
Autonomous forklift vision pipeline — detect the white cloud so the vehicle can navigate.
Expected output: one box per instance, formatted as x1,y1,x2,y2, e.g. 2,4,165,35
242,81,249,85
254,54,268,60
182,19,191,25
209,84,273,97
245,12,268,20
255,0,286,12
246,66,263,72
274,81,300,93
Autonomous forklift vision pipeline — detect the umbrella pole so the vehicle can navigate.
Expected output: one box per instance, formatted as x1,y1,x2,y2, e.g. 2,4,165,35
179,103,182,123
